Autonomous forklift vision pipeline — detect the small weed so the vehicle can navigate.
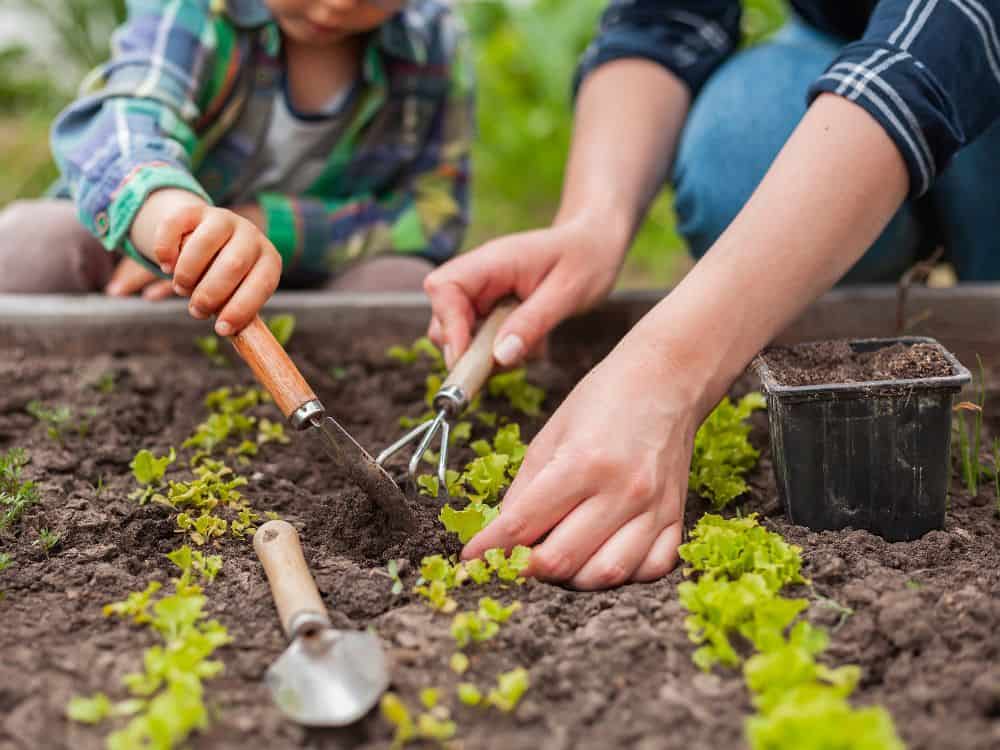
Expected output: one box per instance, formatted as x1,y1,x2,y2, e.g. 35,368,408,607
265,314,296,347
35,528,61,555
954,356,986,496
92,372,117,394
194,335,228,367
26,401,73,442
0,448,39,532
382,559,405,595
92,474,107,499
0,552,11,573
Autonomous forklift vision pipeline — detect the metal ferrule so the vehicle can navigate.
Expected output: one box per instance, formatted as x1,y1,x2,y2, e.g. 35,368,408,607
288,610,332,640
290,399,325,431
432,384,467,417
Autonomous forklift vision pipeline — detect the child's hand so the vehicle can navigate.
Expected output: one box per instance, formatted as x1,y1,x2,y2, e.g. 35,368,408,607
132,190,282,336
104,258,175,300
423,216,623,369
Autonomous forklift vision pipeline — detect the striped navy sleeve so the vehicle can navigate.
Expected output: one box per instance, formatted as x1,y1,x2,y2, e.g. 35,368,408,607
574,0,742,97
809,0,1000,197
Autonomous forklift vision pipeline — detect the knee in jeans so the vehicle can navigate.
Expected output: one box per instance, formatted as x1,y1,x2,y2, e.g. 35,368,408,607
672,162,749,259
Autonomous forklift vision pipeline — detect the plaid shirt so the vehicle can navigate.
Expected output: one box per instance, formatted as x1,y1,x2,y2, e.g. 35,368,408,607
51,0,474,282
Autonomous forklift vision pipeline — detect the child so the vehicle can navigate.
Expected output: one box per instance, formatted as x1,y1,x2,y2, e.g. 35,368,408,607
0,0,473,336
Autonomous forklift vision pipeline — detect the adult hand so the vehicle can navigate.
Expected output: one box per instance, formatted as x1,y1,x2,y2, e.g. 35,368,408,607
104,257,175,300
423,216,625,369
462,332,701,590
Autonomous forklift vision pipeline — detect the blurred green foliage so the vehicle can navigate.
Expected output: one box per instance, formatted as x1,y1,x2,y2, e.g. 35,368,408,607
0,0,788,285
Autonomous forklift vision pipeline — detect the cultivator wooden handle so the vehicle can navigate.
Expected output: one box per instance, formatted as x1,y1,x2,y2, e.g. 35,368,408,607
254,520,329,639
442,299,518,402
230,316,317,421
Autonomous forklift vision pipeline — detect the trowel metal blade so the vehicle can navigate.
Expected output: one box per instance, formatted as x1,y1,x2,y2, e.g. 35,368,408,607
309,415,414,529
266,628,390,726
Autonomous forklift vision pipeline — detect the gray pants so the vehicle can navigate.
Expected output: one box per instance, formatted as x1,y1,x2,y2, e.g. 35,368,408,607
0,199,433,293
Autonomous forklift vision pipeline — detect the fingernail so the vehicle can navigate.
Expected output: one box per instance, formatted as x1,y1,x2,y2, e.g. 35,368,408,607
189,304,208,320
494,334,524,366
215,321,233,337
160,263,173,274
444,344,454,368
105,283,121,296
173,283,189,297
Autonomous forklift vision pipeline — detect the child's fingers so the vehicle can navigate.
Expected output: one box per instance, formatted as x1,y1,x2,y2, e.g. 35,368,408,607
142,280,175,301
152,204,203,274
172,212,235,299
105,258,156,297
186,225,259,317
214,244,281,336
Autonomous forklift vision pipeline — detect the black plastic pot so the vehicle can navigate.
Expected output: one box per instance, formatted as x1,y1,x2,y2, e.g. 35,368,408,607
753,337,971,541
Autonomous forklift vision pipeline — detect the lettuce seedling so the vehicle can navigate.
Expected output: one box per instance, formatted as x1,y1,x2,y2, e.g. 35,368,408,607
745,682,904,750
678,513,806,592
103,581,163,624
451,611,500,649
257,418,290,446
380,691,456,749
167,545,222,592
450,652,470,674
484,546,531,582
457,683,482,706
439,502,499,544
266,314,296,347
194,335,228,367
689,392,766,509
487,369,545,416
66,693,113,724
485,667,530,712
386,337,446,371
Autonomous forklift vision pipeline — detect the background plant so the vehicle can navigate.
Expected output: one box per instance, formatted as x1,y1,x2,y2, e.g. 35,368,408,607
0,0,788,285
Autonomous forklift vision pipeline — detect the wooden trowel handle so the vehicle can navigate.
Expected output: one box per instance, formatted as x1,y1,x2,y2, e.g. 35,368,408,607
442,299,518,400
253,520,328,639
230,316,318,421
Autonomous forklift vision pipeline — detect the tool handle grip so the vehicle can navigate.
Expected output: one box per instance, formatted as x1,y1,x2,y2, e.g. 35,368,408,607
443,299,518,401
253,520,328,638
230,316,317,421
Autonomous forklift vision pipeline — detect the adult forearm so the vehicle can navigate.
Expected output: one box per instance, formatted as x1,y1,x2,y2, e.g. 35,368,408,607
555,59,691,254
634,93,910,415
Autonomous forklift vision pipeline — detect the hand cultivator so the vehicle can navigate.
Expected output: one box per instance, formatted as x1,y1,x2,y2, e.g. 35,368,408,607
376,300,517,487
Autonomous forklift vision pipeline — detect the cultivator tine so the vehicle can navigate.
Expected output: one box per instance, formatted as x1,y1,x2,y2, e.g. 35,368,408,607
407,411,445,479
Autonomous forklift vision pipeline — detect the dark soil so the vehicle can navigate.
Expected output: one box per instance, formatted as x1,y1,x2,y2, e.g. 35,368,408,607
0,339,997,750
762,340,957,387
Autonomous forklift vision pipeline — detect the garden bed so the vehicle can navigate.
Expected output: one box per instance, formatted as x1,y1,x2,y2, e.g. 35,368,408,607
0,290,998,750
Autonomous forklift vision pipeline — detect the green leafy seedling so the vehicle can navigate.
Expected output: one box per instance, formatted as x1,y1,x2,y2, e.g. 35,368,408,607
386,559,405,595
26,400,74,443
0,552,12,573
266,314,296,347
457,683,482,706
92,371,117,394
194,335,227,367
688,392,766,509
0,448,39,532
485,667,530,712
487,369,545,416
35,527,61,555
450,652,469,674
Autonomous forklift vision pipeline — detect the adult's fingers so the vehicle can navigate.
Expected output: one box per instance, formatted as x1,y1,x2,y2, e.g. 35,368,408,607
152,204,203,274
524,492,641,583
188,225,259,315
214,246,281,335
460,449,588,561
492,267,583,367
630,522,683,583
142,280,175,301
172,213,235,302
569,512,669,590
424,277,475,369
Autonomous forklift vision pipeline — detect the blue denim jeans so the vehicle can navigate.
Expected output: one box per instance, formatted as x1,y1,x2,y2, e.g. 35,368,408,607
672,18,1000,282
